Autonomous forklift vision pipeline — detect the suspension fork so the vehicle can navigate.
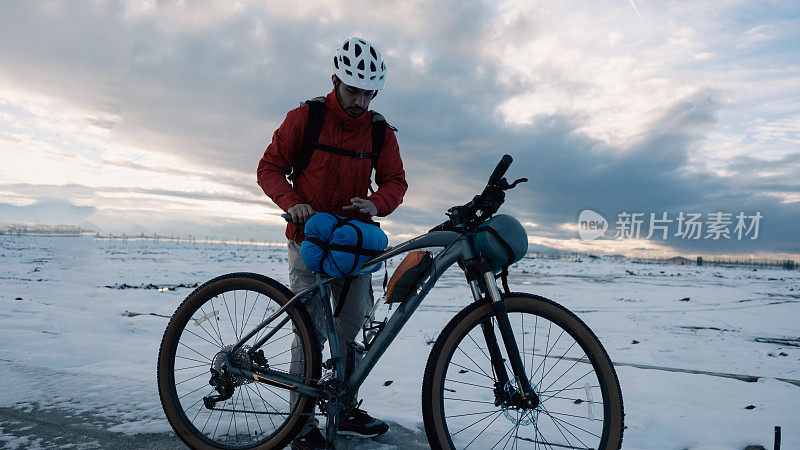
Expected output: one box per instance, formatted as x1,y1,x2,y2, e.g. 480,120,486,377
468,279,511,401
470,274,539,408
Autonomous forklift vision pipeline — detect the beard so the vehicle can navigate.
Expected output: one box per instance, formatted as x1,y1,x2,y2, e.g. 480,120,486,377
346,106,365,117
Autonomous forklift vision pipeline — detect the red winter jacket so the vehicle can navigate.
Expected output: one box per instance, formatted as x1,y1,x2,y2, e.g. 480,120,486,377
257,89,408,243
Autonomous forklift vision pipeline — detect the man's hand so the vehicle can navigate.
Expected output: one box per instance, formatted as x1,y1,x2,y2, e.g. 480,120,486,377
287,203,316,224
343,197,377,217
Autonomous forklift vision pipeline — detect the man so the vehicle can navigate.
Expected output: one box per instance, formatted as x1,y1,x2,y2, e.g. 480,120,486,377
257,37,407,449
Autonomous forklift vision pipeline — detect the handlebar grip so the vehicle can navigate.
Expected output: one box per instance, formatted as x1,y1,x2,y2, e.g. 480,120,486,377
488,154,513,186
281,213,293,222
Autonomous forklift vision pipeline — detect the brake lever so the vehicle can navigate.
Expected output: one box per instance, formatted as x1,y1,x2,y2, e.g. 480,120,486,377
507,177,528,189
497,177,528,190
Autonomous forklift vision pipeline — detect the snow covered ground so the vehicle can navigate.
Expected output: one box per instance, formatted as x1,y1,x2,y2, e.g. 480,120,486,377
0,235,798,449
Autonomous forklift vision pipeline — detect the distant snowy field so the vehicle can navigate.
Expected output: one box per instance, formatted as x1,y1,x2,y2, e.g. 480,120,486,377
1,235,798,449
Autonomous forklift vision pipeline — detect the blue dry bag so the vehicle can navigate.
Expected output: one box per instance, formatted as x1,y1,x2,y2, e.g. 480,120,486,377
301,213,388,278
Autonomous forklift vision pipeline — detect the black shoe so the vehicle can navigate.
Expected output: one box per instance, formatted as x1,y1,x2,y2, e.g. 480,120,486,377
338,408,389,438
291,427,327,450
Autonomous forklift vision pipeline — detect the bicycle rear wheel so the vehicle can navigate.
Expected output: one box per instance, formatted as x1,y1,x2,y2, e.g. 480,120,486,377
157,272,321,449
422,293,624,449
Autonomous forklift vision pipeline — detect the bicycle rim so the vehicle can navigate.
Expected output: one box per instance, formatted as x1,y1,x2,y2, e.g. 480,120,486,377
424,295,623,450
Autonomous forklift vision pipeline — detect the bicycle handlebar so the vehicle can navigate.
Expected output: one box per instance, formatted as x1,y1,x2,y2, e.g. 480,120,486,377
428,154,525,233
488,154,513,187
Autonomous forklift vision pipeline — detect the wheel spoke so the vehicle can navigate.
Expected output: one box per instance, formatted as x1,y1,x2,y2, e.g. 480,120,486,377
243,292,262,339
539,401,594,448
194,304,224,347
178,341,212,362
206,298,226,346
242,383,264,435
449,361,494,381
445,378,494,390
541,369,596,402
456,345,495,382
529,314,538,382
176,354,210,366
221,292,238,341
538,340,578,385
444,397,497,405
540,352,586,395
176,370,209,386
246,383,278,428
446,409,505,419
452,410,502,437
463,410,504,448
182,326,221,350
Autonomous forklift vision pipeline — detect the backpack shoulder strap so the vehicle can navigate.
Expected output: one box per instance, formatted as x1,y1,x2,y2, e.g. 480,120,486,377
368,111,396,193
288,97,326,182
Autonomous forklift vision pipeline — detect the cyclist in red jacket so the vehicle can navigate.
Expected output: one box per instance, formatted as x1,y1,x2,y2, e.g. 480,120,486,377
257,37,407,450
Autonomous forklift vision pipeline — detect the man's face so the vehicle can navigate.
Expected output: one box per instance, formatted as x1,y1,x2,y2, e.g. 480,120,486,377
333,76,376,117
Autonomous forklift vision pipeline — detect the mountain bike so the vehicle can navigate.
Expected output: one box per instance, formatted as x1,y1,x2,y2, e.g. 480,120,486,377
157,155,624,449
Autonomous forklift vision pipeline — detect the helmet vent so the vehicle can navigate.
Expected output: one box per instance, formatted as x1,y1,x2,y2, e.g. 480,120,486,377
354,44,362,57
343,40,349,51
358,73,365,79
370,47,377,59
342,56,351,66
370,61,376,72
345,69,352,76
333,57,339,69
357,60,365,70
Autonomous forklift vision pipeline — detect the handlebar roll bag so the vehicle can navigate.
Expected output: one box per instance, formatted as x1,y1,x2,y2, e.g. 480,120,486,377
385,251,433,303
301,213,388,278
474,214,528,273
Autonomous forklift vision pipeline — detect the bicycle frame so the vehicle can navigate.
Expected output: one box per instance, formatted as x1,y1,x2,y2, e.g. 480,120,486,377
223,228,535,406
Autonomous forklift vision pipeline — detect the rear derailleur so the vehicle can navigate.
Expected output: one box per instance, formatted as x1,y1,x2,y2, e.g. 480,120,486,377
203,345,255,409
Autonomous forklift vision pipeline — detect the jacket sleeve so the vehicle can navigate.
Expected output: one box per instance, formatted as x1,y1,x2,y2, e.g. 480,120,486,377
368,127,408,216
257,107,307,212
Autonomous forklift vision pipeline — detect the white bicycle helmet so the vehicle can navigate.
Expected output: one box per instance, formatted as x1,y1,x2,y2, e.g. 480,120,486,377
333,37,387,91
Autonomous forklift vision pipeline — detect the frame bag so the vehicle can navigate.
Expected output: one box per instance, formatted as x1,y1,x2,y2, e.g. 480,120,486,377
386,251,433,303
301,213,388,278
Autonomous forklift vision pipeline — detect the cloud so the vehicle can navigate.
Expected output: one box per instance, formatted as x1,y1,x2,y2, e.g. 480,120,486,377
0,199,95,225
1,0,799,257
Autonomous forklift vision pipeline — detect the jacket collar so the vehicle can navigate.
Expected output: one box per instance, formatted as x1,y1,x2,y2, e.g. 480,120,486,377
325,88,371,127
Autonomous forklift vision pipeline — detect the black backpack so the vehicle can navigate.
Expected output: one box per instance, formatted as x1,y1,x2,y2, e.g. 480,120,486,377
287,96,396,192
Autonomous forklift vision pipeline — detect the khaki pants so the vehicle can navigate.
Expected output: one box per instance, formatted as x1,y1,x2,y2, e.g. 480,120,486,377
287,240,373,433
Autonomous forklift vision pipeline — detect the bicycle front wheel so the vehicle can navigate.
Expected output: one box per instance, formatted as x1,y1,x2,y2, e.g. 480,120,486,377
157,272,322,449
422,293,624,449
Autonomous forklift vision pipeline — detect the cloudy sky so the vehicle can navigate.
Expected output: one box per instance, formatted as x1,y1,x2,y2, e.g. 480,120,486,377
1,0,798,258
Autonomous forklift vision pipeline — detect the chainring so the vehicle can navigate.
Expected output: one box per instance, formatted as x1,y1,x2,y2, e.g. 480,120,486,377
317,378,355,416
